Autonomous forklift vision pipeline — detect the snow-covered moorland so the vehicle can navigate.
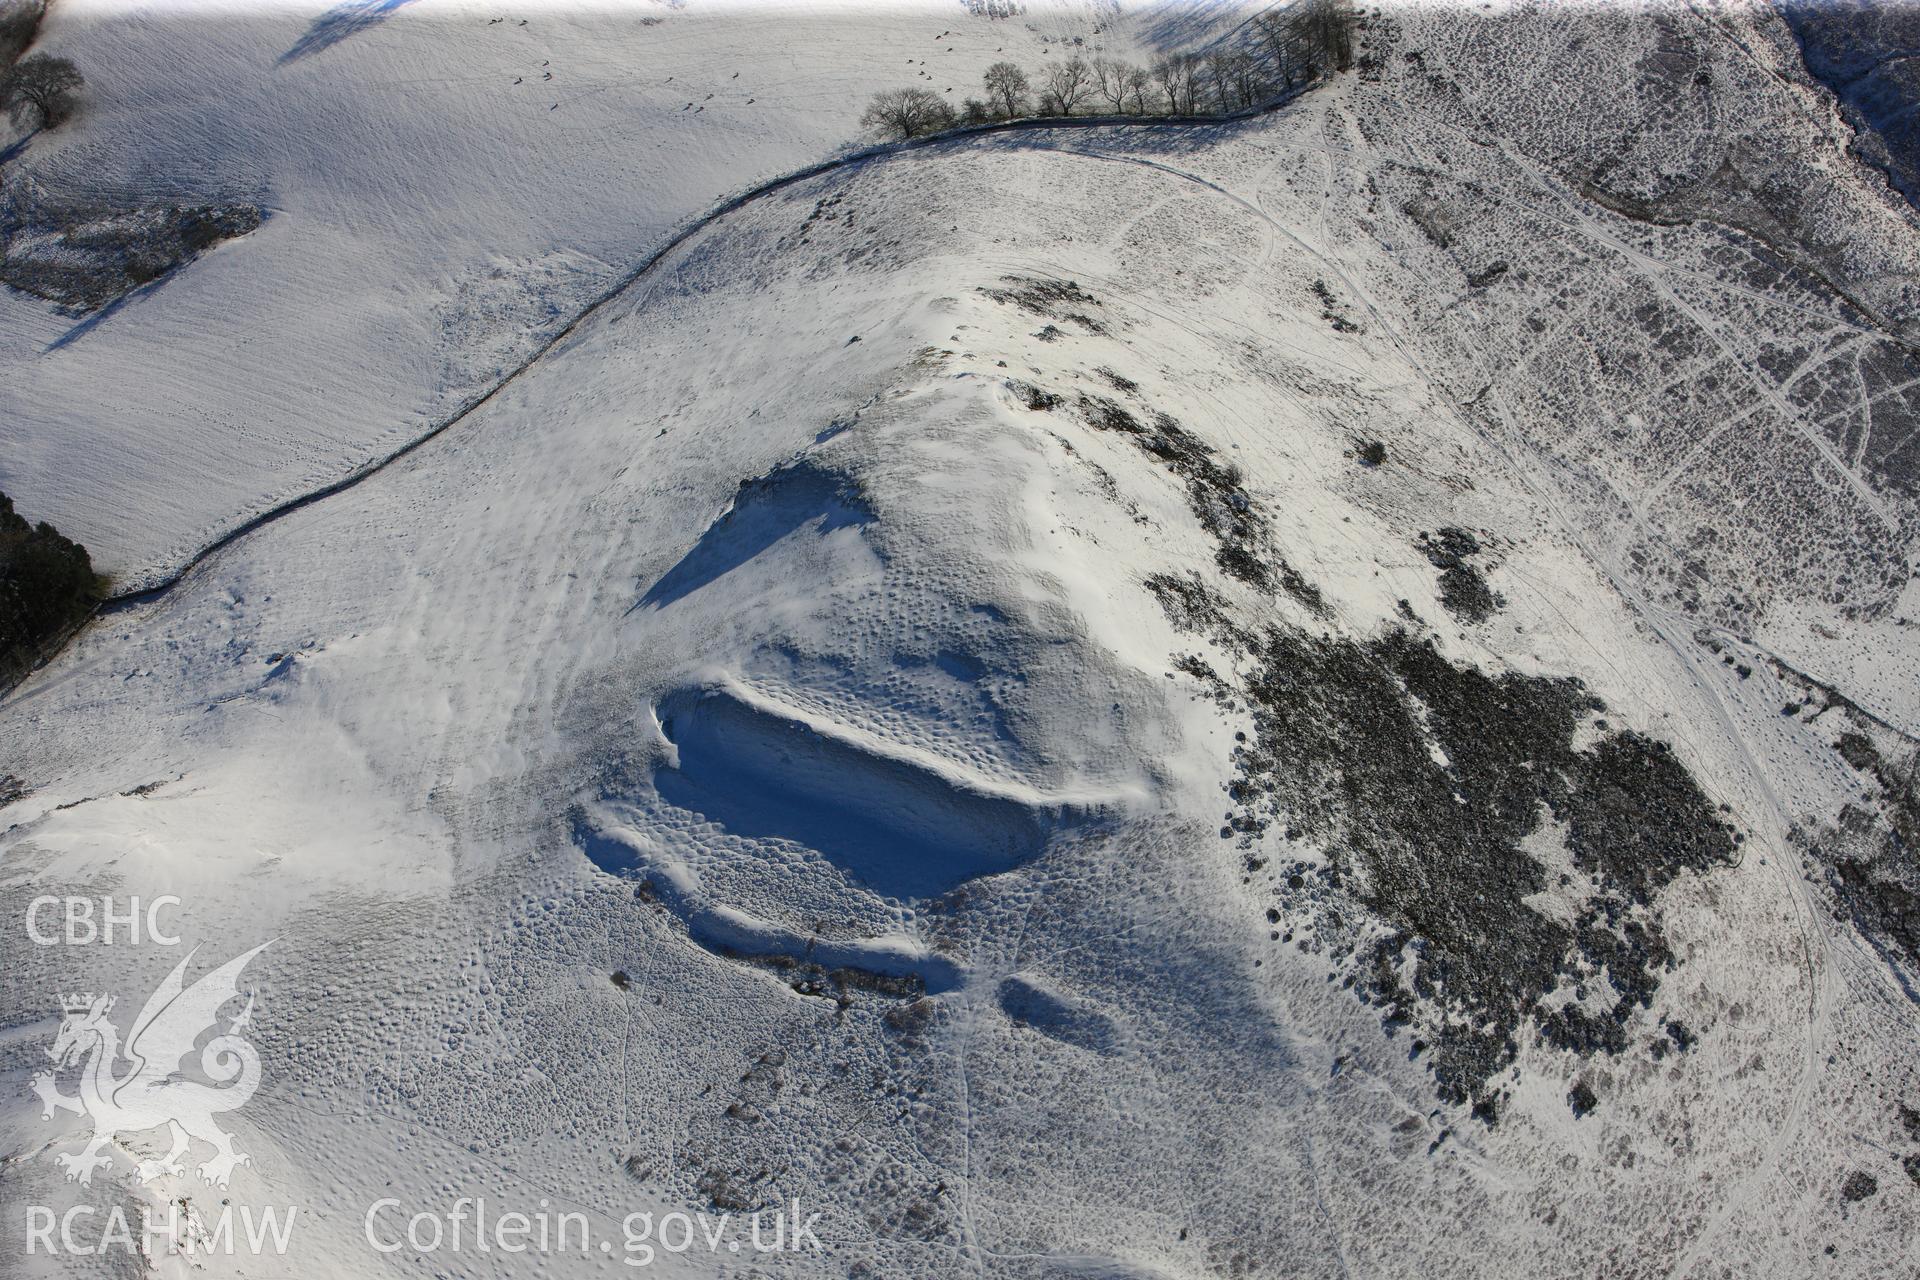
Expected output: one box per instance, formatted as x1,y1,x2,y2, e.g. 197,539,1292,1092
2,1,1918,1277
0,0,1188,587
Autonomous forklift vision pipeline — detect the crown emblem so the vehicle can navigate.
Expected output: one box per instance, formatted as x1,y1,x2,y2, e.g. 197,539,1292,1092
60,993,108,1015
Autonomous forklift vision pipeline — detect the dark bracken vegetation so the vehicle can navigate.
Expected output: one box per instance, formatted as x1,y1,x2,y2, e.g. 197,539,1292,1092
1782,1,1920,213
981,273,1732,1123
1797,739,1919,972
0,189,263,311
1159,594,1738,1120
1418,526,1504,622
1770,662,1919,974
979,273,1325,613
0,491,104,688
1122,385,1734,1121
0,6,233,313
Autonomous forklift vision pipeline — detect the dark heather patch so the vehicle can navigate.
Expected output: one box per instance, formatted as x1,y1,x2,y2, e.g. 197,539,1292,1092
1093,366,1139,395
1836,732,1879,770
1793,717,1919,970
1310,277,1362,333
979,274,1103,320
1097,391,1735,1116
1768,661,1919,966
0,201,265,312
1006,380,1062,411
1419,526,1504,622
720,950,924,1005
1892,1106,1920,1187
1149,582,1736,1114
1143,572,1232,634
1071,395,1324,614
1832,851,1920,967
1171,652,1228,693
1076,393,1145,436
1840,1170,1878,1203
1466,261,1510,288
1272,563,1327,617
1568,1079,1597,1118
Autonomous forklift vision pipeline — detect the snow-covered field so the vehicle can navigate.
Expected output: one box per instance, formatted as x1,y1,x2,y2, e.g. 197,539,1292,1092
2,2,1918,1277
0,0,1180,587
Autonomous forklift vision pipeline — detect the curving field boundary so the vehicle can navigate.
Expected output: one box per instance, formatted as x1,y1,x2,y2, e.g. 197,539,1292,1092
92,86,1319,612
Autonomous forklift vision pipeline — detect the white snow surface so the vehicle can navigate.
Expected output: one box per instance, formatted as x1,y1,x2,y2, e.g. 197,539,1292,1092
0,0,1172,585
2,2,1918,1278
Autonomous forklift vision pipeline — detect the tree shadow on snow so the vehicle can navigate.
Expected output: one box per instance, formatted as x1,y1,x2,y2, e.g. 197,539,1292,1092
278,0,420,66
635,462,872,611
978,114,1275,162
1129,0,1258,55
43,286,147,353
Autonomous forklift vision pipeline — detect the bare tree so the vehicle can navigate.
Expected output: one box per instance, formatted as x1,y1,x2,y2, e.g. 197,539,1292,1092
982,60,1029,119
1150,54,1200,115
1203,48,1266,112
1123,63,1153,114
1042,56,1092,115
1090,56,1123,112
1253,0,1355,88
1252,9,1305,89
859,87,954,140
1201,50,1236,112
1237,50,1272,107
2,51,79,129
1300,0,1355,74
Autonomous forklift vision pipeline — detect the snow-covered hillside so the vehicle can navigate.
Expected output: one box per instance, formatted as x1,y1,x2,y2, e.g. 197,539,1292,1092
0,0,1173,586
2,3,1917,1278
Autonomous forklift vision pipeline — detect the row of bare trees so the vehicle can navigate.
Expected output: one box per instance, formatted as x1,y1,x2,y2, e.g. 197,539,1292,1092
861,0,1354,141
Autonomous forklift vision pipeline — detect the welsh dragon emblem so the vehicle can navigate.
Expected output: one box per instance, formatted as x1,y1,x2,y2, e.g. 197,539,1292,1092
32,942,271,1188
